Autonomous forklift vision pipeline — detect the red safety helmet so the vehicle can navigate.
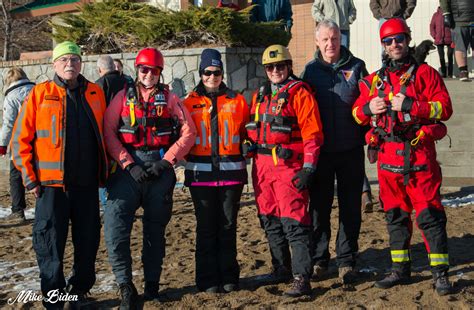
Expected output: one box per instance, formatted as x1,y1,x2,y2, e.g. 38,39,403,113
379,18,411,41
135,47,164,69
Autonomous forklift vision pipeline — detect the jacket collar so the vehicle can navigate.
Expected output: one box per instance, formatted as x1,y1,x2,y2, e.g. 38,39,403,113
4,79,34,96
194,81,233,99
53,73,87,90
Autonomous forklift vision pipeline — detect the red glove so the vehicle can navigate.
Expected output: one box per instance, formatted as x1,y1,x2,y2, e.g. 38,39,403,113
0,146,7,156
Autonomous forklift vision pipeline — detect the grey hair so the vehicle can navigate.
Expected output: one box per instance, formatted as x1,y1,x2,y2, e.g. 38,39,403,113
315,19,341,38
97,55,115,72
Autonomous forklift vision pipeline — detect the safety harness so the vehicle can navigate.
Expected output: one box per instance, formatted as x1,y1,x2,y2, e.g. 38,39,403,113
246,80,305,165
369,62,427,185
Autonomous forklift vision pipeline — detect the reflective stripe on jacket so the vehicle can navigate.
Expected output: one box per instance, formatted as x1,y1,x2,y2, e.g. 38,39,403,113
11,76,108,189
183,84,249,185
247,79,324,169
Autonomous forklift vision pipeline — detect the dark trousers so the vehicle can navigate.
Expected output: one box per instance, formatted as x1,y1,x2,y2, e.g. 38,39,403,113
310,146,364,268
437,44,454,77
259,215,312,277
33,186,100,309
10,160,26,213
104,167,175,285
190,184,243,291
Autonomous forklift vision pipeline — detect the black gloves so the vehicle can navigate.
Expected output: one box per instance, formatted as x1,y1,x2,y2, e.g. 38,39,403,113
126,163,149,183
291,168,315,191
144,159,172,177
242,140,257,158
443,13,455,29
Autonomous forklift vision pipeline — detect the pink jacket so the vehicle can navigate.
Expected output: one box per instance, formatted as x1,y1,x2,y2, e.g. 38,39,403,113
104,86,197,169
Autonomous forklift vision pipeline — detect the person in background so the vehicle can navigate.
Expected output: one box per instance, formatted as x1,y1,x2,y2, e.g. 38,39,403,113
430,7,454,78
183,48,249,293
217,0,240,10
103,47,196,309
352,18,453,296
114,58,134,83
301,19,367,284
370,0,416,59
250,0,293,33
96,55,131,208
11,41,108,309
311,0,357,48
247,44,324,297
96,55,129,106
440,0,473,81
0,67,35,223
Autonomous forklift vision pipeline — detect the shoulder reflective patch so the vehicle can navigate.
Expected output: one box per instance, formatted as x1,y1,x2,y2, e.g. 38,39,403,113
352,106,363,125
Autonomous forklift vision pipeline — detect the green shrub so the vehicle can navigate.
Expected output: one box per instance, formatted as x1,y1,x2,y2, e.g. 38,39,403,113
51,0,291,54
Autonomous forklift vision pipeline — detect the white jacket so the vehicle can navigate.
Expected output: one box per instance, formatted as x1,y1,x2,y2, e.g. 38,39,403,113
312,0,356,31
1,79,35,149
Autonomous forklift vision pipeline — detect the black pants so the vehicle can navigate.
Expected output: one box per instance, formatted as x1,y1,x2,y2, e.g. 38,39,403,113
33,186,100,309
10,160,26,213
259,215,312,277
310,146,364,268
190,184,243,291
437,44,454,77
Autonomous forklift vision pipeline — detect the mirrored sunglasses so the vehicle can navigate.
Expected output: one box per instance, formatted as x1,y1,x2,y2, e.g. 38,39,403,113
138,66,160,75
264,63,287,72
382,34,406,45
203,69,223,77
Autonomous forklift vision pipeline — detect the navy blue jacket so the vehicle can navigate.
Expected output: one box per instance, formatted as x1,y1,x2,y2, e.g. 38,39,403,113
301,47,368,153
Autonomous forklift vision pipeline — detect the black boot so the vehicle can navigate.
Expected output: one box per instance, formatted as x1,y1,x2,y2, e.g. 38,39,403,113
119,282,138,310
375,270,411,289
433,271,451,296
143,281,159,301
284,275,311,297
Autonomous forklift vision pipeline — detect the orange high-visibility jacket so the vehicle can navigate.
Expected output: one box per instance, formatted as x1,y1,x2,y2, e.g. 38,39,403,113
183,86,249,184
11,76,108,190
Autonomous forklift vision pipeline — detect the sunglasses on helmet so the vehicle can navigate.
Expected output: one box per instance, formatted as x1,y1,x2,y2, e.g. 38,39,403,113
264,63,287,72
382,34,406,45
202,69,223,77
138,66,160,75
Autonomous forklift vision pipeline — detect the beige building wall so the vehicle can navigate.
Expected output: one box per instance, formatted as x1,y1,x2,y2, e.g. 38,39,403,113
289,0,474,75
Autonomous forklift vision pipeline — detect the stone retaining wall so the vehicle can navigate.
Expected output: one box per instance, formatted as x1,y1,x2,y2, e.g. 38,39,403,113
0,47,266,171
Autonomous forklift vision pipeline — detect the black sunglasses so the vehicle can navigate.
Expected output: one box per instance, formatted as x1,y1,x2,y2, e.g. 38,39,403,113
382,34,406,45
264,63,287,72
203,69,223,77
138,66,160,75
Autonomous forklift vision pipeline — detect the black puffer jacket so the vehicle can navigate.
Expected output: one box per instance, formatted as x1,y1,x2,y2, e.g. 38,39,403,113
441,0,474,25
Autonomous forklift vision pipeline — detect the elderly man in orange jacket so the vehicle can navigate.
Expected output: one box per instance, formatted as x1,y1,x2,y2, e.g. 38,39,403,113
11,41,108,309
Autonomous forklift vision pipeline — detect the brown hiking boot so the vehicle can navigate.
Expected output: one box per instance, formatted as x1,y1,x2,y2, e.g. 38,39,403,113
284,275,311,297
338,266,358,284
362,192,373,213
4,210,26,224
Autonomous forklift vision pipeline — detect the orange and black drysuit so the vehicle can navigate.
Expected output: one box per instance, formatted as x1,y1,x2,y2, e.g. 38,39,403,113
247,78,323,277
11,74,108,308
183,82,249,291
352,57,453,275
